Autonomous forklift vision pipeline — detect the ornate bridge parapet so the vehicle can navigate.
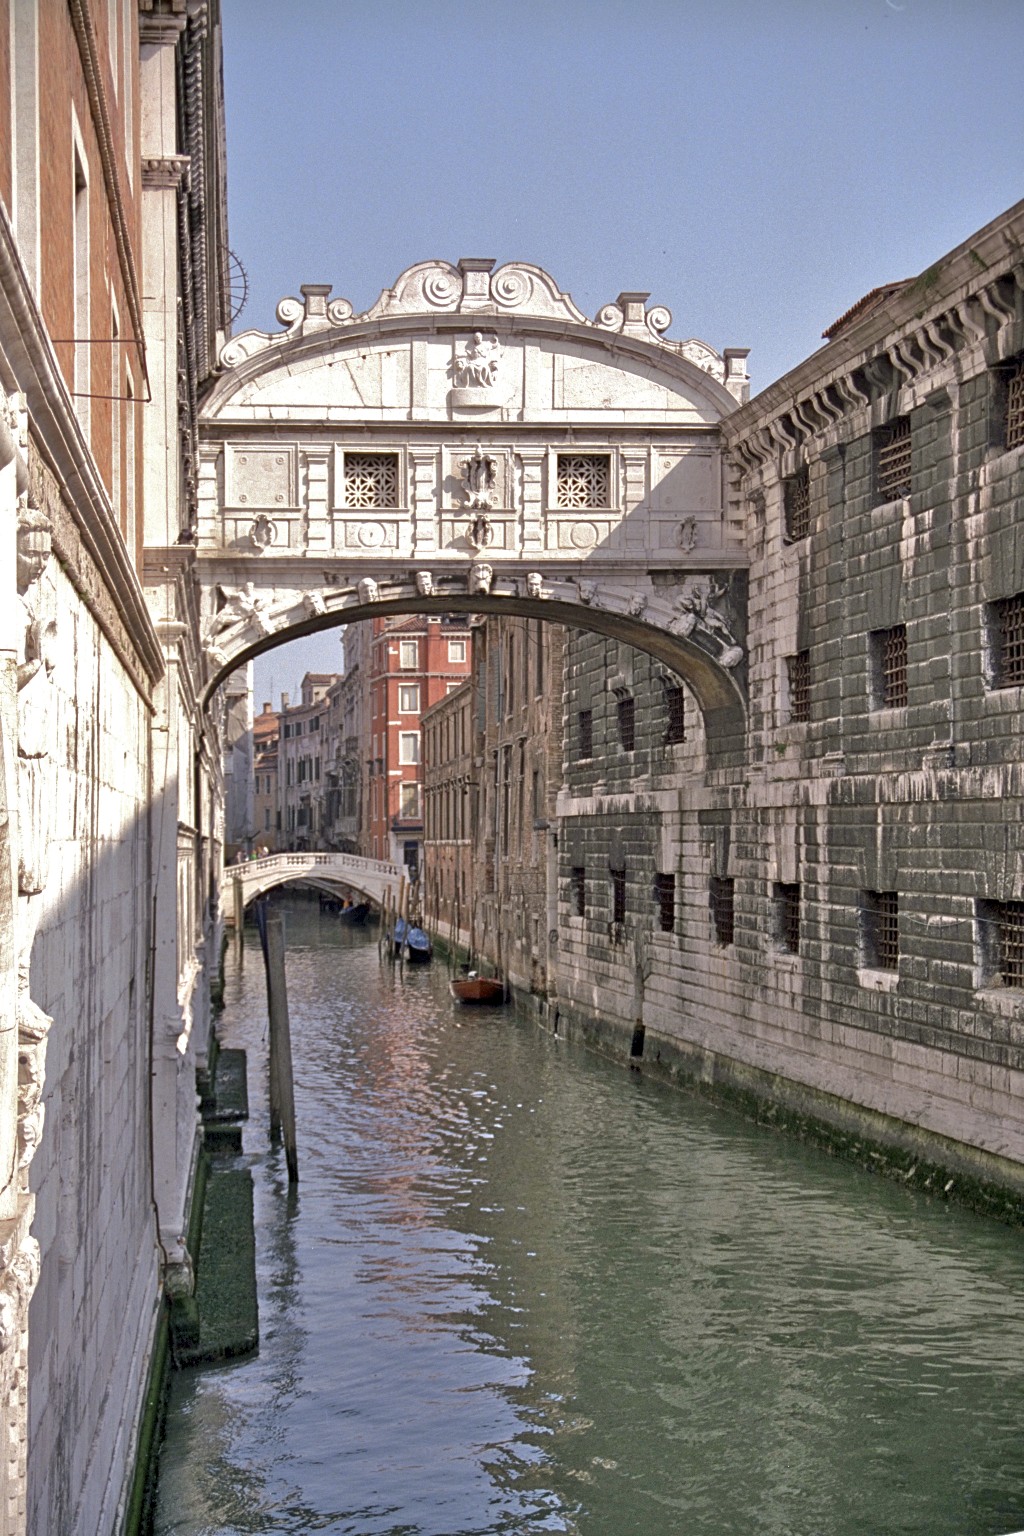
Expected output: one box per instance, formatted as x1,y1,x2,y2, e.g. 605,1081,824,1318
196,256,752,763
229,851,402,912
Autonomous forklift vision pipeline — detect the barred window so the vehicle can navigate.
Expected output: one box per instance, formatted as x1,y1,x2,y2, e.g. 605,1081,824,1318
990,593,1024,688
786,650,811,723
556,454,610,509
862,890,899,971
578,708,593,760
616,695,635,752
654,872,675,933
709,876,734,947
1005,360,1024,451
871,625,908,709
611,867,626,926
978,899,1024,988
664,684,686,745
783,467,811,542
774,882,801,954
874,416,912,502
571,867,586,918
343,452,399,508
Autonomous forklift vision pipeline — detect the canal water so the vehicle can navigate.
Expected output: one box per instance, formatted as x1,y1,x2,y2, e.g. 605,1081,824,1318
153,899,1024,1536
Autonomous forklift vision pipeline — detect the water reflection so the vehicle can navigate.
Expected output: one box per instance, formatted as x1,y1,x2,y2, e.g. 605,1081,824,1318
154,900,1024,1536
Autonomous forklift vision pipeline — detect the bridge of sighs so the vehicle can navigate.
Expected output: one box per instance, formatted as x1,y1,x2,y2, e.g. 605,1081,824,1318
195,256,751,761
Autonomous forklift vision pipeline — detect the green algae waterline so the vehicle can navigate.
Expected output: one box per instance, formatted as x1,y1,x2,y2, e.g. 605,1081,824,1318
153,898,1024,1536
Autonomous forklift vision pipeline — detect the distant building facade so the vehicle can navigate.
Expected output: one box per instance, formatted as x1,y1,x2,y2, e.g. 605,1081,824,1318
363,615,473,877
278,673,338,849
252,700,280,851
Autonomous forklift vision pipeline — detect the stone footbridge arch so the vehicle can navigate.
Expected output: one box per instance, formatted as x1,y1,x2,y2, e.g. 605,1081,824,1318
195,257,751,763
230,851,401,912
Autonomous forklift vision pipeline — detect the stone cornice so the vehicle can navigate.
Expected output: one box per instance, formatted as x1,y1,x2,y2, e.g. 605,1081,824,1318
724,197,1024,474
142,154,191,191
0,208,164,691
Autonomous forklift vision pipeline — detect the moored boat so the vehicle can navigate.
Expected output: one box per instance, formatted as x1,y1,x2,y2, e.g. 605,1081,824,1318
394,917,433,963
449,971,506,1004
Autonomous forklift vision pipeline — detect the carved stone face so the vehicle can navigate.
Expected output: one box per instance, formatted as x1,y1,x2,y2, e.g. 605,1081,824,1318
415,571,433,597
357,577,379,604
470,563,493,594
525,572,543,599
628,592,647,618
578,580,597,605
17,528,51,594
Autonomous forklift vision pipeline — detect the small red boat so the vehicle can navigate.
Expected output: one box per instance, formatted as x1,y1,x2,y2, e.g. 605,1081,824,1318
449,973,506,1005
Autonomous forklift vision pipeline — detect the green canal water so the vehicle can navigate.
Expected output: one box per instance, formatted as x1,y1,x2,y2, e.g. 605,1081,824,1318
153,899,1024,1536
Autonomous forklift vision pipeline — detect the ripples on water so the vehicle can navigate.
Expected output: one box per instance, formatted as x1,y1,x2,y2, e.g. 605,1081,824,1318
154,901,1024,1536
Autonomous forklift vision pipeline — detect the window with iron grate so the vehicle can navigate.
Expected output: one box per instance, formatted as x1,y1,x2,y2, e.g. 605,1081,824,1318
977,899,1024,988
556,454,611,509
571,867,586,918
783,467,811,542
654,872,675,933
1005,359,1024,451
774,882,801,954
709,876,734,946
786,650,811,723
577,708,593,760
990,593,1024,688
616,695,635,752
663,684,686,744
874,416,912,502
343,452,399,508
862,890,899,971
870,625,908,708
611,867,627,926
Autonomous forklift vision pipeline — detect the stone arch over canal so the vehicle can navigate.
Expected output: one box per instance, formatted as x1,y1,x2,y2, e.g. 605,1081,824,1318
196,257,751,763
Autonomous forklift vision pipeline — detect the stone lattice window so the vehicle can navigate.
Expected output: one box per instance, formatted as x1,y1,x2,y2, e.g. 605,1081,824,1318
1005,360,1024,451
571,867,586,918
787,650,811,723
871,625,908,708
862,890,899,971
663,685,686,744
616,695,635,752
875,416,912,502
611,867,627,926
774,882,801,954
577,708,593,760
783,467,811,542
343,452,399,507
556,454,610,509
978,899,1024,988
709,876,734,946
654,872,675,933
991,593,1024,687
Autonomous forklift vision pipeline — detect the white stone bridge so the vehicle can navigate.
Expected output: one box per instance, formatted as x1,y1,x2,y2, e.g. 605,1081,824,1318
228,851,401,916
195,257,752,764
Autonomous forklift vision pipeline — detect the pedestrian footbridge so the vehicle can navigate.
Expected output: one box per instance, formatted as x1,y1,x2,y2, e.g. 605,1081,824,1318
227,851,402,915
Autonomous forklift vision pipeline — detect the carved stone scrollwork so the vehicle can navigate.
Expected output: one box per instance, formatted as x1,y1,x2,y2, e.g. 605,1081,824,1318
208,582,275,639
248,514,277,552
460,446,497,510
16,504,56,1170
302,592,326,618
669,577,743,668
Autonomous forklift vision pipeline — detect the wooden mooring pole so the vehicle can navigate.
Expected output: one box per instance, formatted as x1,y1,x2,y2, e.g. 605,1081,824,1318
264,910,298,1184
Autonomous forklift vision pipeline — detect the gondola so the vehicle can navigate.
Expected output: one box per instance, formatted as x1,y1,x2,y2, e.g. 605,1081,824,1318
338,901,370,926
394,916,433,963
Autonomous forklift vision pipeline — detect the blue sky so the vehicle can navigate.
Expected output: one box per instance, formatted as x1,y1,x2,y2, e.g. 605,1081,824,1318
225,0,1024,704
